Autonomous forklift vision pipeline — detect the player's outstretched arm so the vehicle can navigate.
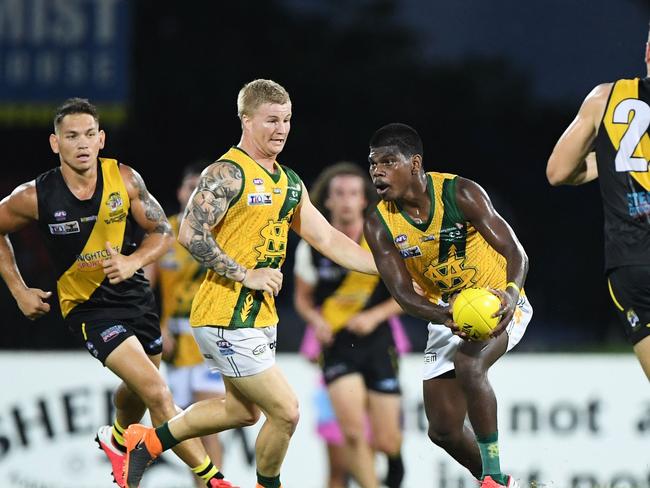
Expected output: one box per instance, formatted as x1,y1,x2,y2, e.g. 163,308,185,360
363,210,451,325
547,83,611,186
455,178,528,336
177,161,282,295
0,182,52,319
291,186,377,275
105,165,174,284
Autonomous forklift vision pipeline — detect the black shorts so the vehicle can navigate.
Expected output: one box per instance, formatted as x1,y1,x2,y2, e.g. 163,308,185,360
607,265,650,345
321,323,400,394
67,310,162,365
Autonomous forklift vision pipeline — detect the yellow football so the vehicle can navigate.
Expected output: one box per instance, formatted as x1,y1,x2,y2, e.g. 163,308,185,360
452,288,502,341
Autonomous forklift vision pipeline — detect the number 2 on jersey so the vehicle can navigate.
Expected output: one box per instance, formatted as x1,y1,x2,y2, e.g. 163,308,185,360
613,98,650,173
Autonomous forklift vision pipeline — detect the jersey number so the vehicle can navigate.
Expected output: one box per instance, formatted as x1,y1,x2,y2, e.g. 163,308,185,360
613,99,650,173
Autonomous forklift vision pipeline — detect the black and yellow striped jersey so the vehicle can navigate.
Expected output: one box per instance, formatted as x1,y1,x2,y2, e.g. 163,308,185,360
595,77,650,270
375,172,507,303
190,147,303,329
35,158,155,321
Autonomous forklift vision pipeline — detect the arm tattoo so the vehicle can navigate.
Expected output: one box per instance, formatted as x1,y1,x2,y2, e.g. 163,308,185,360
183,162,245,281
130,170,172,236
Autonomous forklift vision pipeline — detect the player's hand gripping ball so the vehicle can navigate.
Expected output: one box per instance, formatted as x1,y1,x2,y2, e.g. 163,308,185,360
451,288,501,341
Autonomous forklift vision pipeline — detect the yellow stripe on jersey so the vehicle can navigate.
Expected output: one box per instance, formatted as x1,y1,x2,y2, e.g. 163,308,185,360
320,237,382,333
57,158,129,317
602,78,650,190
190,147,303,328
158,214,206,366
375,172,507,303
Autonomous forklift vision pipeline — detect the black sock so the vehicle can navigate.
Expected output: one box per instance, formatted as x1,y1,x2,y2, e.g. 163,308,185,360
257,472,281,488
154,422,179,451
385,452,404,488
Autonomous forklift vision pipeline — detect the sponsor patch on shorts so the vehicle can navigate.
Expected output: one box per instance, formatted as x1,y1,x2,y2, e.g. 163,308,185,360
100,325,127,343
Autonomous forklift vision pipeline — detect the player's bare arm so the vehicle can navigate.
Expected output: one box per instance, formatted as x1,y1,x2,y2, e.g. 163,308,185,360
547,83,612,186
0,182,52,319
346,297,402,336
294,275,334,345
292,185,377,275
177,161,283,295
455,177,529,336
100,165,173,285
364,211,451,325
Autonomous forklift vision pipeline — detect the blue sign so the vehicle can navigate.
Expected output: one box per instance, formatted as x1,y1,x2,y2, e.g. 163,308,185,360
0,0,129,113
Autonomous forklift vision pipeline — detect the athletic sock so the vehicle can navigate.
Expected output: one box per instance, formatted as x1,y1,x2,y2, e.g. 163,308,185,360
477,432,508,485
192,455,225,484
154,422,180,452
385,452,404,488
111,419,127,453
256,472,281,488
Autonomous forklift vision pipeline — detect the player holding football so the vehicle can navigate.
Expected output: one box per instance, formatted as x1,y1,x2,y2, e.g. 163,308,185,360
364,123,532,488
546,25,650,380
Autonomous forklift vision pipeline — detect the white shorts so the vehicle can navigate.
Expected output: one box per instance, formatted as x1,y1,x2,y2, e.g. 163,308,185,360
193,326,277,378
422,294,533,380
166,362,226,409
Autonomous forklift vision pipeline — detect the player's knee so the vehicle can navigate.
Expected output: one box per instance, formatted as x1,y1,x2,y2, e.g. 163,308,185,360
272,400,300,434
340,424,366,446
142,384,175,417
238,409,261,427
427,424,461,448
373,432,402,455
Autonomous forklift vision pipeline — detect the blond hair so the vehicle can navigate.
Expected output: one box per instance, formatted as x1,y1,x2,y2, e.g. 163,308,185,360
237,79,291,118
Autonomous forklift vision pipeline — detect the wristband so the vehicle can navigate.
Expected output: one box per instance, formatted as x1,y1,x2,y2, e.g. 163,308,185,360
506,281,520,295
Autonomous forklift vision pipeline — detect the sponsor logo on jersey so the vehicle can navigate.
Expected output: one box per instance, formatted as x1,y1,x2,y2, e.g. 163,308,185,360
85,341,99,358
424,353,437,363
420,234,436,242
253,178,264,186
48,220,80,235
54,210,67,221
375,378,399,391
273,188,282,194
80,215,98,223
203,353,214,360
247,193,273,206
394,234,408,244
100,325,127,343
399,245,422,259
627,191,650,220
217,340,232,348
252,344,267,356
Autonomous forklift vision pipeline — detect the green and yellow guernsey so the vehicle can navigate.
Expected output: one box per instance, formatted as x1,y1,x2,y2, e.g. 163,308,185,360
190,147,303,329
35,158,155,321
375,172,507,303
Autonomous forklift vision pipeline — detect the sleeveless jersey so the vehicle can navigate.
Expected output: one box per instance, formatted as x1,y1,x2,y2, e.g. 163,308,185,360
157,214,205,366
190,147,303,328
35,158,155,320
375,172,507,303
310,237,391,333
594,77,650,270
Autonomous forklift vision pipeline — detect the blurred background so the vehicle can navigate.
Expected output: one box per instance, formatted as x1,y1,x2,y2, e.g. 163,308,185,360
2,1,650,487
2,0,650,353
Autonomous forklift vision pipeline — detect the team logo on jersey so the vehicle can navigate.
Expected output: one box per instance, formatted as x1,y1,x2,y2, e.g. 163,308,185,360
394,234,408,244
247,193,273,206
106,192,123,212
53,210,67,221
48,220,80,235
423,249,478,295
399,245,422,259
256,218,291,261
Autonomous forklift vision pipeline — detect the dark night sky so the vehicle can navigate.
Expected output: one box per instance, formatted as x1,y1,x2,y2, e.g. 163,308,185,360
1,0,649,351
